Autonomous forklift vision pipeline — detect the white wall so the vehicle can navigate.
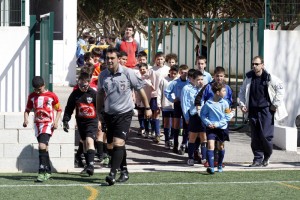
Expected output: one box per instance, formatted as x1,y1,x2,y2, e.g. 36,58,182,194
35,0,77,86
0,27,29,112
264,30,300,127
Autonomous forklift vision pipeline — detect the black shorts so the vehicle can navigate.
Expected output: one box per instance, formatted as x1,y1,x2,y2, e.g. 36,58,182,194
162,110,174,118
206,128,229,142
76,120,97,141
173,101,183,118
188,114,206,133
37,133,51,145
104,111,133,144
150,97,159,111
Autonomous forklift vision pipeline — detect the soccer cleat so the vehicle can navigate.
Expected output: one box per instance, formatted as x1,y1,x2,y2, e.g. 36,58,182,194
86,165,94,176
218,166,223,172
116,170,129,183
201,159,207,165
172,147,179,154
153,136,160,143
101,156,110,167
187,159,194,166
214,161,225,168
36,173,45,182
206,167,215,174
144,131,150,138
106,172,116,186
249,161,262,167
44,173,52,180
80,166,88,175
169,140,174,147
178,145,186,155
150,131,155,139
137,128,145,136
262,159,269,167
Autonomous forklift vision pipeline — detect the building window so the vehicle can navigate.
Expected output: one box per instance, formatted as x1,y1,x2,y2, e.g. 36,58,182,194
0,0,21,26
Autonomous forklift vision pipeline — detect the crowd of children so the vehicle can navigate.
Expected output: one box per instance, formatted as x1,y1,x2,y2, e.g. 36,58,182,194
24,31,238,182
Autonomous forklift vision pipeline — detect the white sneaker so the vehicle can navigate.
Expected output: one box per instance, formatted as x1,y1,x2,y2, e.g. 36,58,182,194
187,159,194,166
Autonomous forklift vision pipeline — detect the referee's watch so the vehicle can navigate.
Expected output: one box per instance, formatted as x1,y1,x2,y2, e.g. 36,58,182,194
145,107,151,110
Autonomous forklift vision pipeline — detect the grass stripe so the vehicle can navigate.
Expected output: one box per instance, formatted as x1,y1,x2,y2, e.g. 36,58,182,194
278,182,300,190
84,186,99,200
0,180,300,188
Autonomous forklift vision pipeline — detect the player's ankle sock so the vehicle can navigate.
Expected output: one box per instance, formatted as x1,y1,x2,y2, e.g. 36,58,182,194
218,150,225,166
207,150,214,168
182,129,188,144
138,114,145,129
188,142,195,159
201,142,207,160
84,153,88,165
39,149,48,173
96,141,103,157
111,146,125,173
87,149,95,166
77,142,84,156
154,119,160,136
103,143,107,154
120,148,127,171
173,129,180,148
164,128,170,142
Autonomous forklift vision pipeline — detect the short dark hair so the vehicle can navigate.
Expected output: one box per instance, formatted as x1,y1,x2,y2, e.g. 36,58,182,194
106,47,119,55
154,52,165,59
32,76,45,88
80,65,94,78
197,55,206,63
211,82,225,94
108,34,117,41
84,52,94,62
165,53,178,63
78,72,91,82
170,65,179,72
214,66,225,75
137,63,148,69
191,70,203,79
119,51,128,58
92,48,101,57
138,51,147,58
188,68,196,78
253,56,264,64
88,37,96,44
179,64,189,71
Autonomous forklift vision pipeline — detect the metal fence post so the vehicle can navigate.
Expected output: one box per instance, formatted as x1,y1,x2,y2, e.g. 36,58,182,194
29,15,36,92
257,18,264,57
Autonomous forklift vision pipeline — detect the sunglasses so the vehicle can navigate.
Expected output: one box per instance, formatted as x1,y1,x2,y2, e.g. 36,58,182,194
252,63,262,66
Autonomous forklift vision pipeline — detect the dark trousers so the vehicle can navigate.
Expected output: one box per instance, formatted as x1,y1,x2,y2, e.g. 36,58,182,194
249,107,274,162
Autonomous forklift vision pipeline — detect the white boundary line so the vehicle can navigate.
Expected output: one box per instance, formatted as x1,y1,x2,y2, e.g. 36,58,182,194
0,180,300,187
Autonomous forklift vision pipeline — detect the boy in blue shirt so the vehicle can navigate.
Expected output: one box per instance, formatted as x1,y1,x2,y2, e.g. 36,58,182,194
164,64,189,154
200,82,235,174
181,70,205,165
195,66,234,167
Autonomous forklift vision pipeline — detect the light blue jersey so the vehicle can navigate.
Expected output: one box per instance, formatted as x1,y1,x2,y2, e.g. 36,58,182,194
164,77,189,103
181,84,201,121
200,98,234,129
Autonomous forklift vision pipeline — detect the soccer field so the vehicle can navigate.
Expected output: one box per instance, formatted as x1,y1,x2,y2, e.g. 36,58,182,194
0,170,299,200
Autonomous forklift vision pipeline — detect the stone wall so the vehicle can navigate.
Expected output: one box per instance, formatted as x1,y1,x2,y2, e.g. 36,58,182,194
0,112,75,172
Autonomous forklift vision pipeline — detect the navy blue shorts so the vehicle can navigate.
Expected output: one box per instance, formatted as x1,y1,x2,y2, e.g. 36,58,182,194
188,114,206,133
206,127,230,142
150,97,159,111
103,111,132,144
162,110,174,118
173,101,183,118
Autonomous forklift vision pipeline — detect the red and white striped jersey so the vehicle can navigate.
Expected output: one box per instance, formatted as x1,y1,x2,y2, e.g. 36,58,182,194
25,91,61,136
